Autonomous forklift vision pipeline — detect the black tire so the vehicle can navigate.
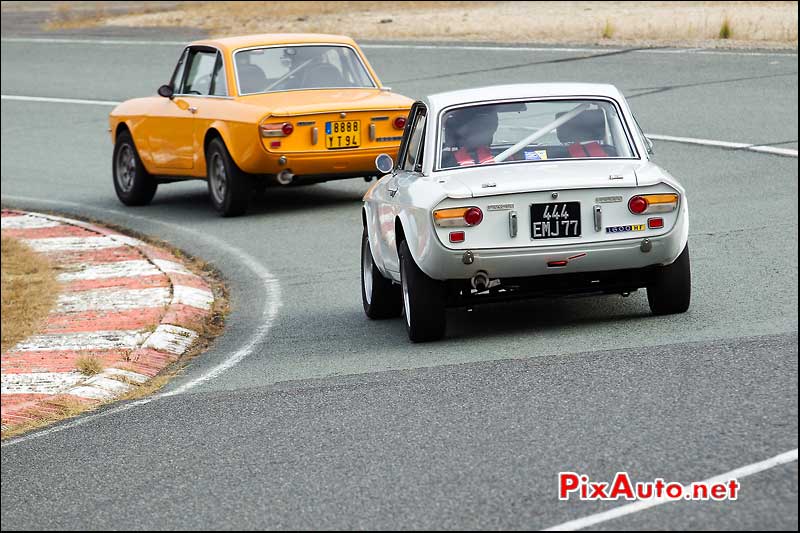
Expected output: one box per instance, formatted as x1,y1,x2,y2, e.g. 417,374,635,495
206,137,252,217
399,240,446,342
647,244,691,315
361,228,402,319
112,130,157,206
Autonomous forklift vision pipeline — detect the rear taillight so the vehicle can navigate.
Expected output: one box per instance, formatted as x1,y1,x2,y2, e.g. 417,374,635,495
260,121,294,137
393,116,407,130
464,207,483,226
434,207,483,227
628,193,679,215
628,196,648,214
648,217,664,229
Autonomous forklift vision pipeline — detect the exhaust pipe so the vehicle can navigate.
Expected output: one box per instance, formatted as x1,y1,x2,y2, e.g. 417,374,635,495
471,271,490,292
276,170,294,185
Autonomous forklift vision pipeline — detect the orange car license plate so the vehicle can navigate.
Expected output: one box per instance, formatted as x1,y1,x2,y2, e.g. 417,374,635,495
325,120,361,149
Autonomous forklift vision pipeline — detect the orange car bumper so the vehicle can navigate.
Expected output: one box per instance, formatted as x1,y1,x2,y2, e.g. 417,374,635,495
242,145,401,180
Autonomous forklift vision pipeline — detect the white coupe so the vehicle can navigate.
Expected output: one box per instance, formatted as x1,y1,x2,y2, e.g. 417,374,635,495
361,83,690,342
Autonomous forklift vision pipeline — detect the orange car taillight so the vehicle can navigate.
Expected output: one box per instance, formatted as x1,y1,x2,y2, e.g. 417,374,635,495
628,193,679,215
260,121,294,137
434,207,484,227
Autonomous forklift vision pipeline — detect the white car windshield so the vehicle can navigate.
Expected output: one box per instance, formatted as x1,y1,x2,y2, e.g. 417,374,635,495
234,45,375,95
438,99,636,170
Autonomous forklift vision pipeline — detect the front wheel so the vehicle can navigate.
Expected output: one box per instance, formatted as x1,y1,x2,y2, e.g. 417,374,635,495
113,130,157,206
647,244,691,315
361,229,402,319
206,137,252,217
399,241,446,342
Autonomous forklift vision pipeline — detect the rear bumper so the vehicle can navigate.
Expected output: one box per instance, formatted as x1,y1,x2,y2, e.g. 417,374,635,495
250,146,397,179
418,211,688,280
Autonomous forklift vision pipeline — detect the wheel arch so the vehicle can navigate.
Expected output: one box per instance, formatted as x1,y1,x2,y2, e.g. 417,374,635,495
201,121,251,174
114,121,131,144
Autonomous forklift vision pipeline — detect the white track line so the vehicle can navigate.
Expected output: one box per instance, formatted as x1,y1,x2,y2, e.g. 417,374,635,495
648,134,798,157
1,37,796,57
0,195,282,448
2,94,795,158
1,94,121,106
543,448,799,531
0,37,187,46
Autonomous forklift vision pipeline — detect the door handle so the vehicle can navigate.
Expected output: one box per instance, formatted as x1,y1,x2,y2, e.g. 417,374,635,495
188,106,198,114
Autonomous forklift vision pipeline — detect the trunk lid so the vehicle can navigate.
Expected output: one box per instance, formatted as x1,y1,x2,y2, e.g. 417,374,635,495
445,160,640,197
241,88,412,154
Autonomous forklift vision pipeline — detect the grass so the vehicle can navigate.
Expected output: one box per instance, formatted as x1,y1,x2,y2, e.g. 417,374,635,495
719,17,733,39
29,1,796,48
1,237,59,353
602,19,615,39
0,396,91,441
75,355,104,376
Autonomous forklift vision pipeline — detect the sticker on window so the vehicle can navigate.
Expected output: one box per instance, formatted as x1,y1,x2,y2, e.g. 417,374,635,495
524,150,548,161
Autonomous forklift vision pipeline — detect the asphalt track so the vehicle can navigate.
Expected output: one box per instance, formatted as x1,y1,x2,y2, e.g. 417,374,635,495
1,29,798,530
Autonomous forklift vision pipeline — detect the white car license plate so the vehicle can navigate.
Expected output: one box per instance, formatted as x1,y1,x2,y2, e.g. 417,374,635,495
531,202,581,239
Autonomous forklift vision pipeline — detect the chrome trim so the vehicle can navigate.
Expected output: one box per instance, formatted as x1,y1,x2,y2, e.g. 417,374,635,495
297,121,316,126
509,211,518,238
369,123,376,141
594,205,602,232
232,43,378,97
170,44,231,98
312,127,318,145
265,107,409,118
433,95,641,172
371,116,389,121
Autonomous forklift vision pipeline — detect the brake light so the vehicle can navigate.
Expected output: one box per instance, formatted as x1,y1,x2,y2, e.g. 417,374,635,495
434,207,483,227
628,193,679,215
260,121,294,137
393,116,407,130
464,207,483,226
628,196,648,214
648,217,664,229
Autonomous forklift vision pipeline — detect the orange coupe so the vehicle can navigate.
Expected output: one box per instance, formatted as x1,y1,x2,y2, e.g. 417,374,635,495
109,34,413,216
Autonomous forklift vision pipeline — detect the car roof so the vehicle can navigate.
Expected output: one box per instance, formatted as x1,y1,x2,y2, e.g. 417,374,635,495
424,83,626,112
192,33,359,54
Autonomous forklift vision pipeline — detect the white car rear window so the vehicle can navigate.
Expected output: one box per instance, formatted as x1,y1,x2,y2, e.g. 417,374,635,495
438,99,636,170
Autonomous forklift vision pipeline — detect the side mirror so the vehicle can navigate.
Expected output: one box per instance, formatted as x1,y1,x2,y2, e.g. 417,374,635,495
375,153,394,174
158,84,174,99
645,136,654,155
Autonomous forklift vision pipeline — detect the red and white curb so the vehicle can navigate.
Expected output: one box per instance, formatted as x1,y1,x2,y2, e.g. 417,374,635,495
1,210,214,430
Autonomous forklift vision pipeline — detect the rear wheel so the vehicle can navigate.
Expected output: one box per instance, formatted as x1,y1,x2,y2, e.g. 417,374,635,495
361,229,401,319
400,240,446,342
647,244,691,315
206,137,252,217
113,130,157,206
